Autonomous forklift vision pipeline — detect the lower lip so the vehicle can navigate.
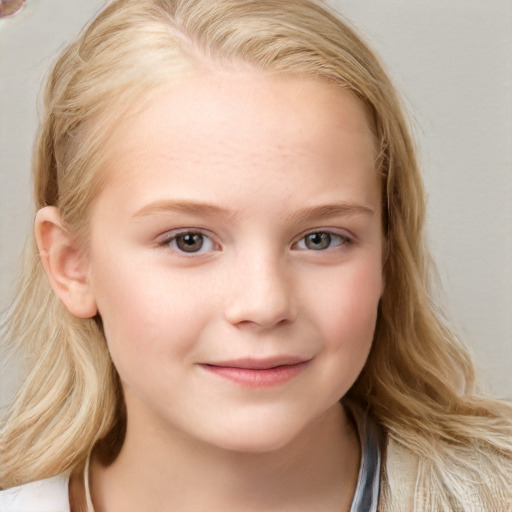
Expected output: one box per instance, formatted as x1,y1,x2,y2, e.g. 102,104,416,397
201,362,309,388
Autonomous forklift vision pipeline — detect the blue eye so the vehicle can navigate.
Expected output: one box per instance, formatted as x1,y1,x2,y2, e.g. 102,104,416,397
165,232,216,254
296,232,348,251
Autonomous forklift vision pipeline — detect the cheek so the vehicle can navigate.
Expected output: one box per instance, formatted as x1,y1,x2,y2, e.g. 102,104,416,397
90,259,173,358
90,256,220,370
311,260,382,351
321,265,382,398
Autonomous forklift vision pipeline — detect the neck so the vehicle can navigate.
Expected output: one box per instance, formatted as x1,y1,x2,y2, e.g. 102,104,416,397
87,403,360,512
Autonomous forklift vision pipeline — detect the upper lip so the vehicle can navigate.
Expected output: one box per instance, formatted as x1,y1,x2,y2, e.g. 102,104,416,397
203,356,309,370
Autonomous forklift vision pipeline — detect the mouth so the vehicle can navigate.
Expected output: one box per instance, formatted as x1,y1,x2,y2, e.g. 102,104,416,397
200,357,310,388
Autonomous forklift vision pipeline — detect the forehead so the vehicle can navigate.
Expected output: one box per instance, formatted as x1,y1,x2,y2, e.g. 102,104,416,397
94,70,379,215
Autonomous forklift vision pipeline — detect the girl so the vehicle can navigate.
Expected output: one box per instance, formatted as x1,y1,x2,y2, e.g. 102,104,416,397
1,0,511,510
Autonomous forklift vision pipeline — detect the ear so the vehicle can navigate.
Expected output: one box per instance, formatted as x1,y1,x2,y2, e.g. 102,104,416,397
35,206,98,318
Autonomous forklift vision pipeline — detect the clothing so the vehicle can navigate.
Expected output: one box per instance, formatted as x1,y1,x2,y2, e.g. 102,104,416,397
0,406,380,512
1,427,510,511
0,474,70,511
350,403,380,512
380,437,512,512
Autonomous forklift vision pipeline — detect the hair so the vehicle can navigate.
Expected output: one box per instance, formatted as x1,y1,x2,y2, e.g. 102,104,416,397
1,0,511,501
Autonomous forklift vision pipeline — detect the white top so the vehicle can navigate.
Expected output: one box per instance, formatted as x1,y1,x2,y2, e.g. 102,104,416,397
0,473,70,511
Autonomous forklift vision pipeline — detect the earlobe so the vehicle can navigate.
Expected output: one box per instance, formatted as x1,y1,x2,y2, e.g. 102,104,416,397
35,206,97,318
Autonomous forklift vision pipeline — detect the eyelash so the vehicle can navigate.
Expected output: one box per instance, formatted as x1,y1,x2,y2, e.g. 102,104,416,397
158,229,352,255
159,230,218,255
293,231,351,251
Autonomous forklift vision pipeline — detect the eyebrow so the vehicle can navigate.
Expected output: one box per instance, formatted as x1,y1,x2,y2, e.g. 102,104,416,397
132,200,234,220
131,200,374,222
285,202,375,224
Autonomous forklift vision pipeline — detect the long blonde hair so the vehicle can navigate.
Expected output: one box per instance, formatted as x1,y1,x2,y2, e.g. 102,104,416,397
1,0,511,495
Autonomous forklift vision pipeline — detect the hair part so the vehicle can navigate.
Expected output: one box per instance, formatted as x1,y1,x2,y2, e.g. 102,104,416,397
1,0,510,497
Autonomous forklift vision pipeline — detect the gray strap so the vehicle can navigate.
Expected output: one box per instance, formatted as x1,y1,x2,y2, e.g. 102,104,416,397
348,404,381,512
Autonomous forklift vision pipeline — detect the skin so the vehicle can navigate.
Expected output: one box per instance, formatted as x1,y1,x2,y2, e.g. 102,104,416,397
37,70,384,511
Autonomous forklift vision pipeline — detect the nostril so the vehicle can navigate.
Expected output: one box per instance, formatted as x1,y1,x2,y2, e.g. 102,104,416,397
223,259,296,329
224,294,296,330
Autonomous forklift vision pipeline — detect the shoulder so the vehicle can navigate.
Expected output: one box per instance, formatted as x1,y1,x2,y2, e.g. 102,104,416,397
379,436,419,512
0,474,70,512
379,436,512,512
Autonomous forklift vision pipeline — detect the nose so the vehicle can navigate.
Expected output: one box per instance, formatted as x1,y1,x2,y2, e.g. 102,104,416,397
223,253,297,330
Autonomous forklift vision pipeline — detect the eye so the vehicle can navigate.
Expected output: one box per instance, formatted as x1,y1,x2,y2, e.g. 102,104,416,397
295,231,349,251
163,231,217,254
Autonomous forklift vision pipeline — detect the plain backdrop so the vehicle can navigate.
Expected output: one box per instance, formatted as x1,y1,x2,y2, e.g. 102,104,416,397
1,1,511,415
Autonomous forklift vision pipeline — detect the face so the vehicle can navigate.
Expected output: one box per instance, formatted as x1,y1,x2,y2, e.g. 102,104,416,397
85,70,384,453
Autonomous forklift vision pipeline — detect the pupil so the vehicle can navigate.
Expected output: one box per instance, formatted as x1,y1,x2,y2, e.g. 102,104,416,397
177,233,203,252
306,232,330,250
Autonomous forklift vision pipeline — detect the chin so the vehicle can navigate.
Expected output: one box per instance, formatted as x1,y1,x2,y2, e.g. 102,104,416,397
200,414,314,455
214,432,300,454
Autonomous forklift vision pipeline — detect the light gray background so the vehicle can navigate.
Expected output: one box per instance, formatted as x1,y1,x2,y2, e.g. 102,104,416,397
1,1,511,414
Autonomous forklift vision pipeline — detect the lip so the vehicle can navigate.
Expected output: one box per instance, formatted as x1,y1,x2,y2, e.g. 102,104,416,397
200,357,310,388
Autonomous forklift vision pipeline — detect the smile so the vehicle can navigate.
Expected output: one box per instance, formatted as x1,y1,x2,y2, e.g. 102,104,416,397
200,357,310,388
